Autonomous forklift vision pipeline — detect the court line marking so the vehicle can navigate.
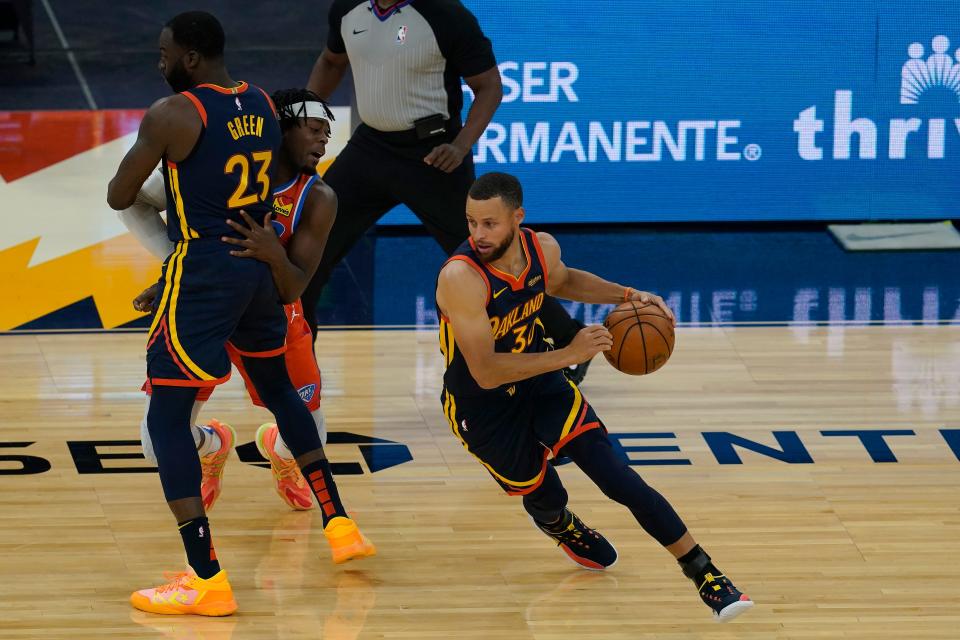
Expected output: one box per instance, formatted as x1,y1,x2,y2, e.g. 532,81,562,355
39,0,98,110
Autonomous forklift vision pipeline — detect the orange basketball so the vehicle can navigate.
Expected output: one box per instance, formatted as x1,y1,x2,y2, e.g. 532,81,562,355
603,301,675,375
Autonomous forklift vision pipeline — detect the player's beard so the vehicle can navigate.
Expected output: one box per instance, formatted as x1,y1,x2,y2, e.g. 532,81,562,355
164,57,192,94
478,228,515,264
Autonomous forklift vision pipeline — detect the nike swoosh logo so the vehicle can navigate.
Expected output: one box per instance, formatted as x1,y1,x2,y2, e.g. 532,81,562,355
493,287,508,299
844,230,938,242
353,29,367,34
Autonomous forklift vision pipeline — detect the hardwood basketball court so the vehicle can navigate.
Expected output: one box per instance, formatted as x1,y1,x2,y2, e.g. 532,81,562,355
2,324,957,639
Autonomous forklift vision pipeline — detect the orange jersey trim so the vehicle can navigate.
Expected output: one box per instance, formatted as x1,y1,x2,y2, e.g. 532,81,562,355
527,229,549,289
552,422,602,458
255,86,278,119
445,255,492,306
157,316,198,381
180,91,207,127
472,233,533,292
148,374,230,388
505,451,551,496
197,81,249,95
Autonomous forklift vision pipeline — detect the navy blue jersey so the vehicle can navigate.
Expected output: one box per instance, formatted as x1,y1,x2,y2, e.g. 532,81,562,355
163,82,281,242
439,228,551,397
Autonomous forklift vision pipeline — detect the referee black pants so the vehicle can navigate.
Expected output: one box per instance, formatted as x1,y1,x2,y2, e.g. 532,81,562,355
301,128,583,349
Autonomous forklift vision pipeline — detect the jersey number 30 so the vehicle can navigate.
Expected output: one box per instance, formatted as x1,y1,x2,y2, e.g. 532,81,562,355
224,151,272,208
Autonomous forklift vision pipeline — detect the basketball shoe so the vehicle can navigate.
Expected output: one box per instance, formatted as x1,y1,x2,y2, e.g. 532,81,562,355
532,508,618,570
130,569,237,616
323,516,377,564
694,572,754,622
199,419,236,512
681,549,754,622
254,423,314,511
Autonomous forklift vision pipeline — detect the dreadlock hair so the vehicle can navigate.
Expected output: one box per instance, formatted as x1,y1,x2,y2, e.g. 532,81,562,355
271,88,335,132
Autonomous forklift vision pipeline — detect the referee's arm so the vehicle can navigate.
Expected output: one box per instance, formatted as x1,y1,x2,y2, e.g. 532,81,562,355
307,1,350,99
307,47,349,100
425,67,501,173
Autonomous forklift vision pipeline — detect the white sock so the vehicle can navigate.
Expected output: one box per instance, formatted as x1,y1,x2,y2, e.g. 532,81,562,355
274,433,293,459
313,408,328,447
190,400,205,427
195,424,221,457
272,409,327,459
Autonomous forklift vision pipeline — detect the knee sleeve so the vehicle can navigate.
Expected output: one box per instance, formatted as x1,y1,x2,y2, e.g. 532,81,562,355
147,386,202,503
140,397,157,465
141,397,205,465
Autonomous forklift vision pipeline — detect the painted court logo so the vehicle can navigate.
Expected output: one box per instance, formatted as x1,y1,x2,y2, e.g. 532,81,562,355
901,36,960,104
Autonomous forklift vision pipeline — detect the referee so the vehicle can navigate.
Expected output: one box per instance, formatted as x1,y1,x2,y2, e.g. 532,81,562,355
305,0,590,381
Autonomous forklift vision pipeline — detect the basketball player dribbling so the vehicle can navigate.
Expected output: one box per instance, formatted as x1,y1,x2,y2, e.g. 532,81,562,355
107,12,372,616
127,89,354,520
435,172,754,622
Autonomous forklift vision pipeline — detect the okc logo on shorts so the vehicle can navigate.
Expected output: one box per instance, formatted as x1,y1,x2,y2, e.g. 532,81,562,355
298,384,317,403
901,35,960,104
396,25,408,44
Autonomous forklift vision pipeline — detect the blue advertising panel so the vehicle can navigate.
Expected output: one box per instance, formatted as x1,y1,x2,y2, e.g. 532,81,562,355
381,0,960,223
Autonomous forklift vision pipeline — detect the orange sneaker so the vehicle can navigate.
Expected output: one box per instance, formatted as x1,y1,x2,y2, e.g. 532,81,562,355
255,423,314,511
200,419,236,512
323,516,377,564
130,569,237,616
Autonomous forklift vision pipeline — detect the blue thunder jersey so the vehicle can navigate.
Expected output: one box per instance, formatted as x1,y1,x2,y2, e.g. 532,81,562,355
163,82,281,242
438,228,551,397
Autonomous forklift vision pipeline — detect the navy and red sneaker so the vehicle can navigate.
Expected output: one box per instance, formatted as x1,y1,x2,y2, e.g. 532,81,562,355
694,572,754,622
532,509,617,571
681,549,754,622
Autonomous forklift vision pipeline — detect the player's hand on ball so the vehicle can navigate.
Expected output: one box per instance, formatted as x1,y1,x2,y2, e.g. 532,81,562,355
132,282,161,313
222,210,286,265
567,325,614,364
626,288,676,326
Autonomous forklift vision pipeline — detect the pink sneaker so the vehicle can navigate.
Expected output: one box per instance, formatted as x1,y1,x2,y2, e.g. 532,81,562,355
130,569,237,616
255,423,314,511
200,419,236,512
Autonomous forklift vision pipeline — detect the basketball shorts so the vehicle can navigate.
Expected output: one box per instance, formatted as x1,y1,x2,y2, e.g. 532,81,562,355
227,300,322,411
145,240,287,389
441,371,604,496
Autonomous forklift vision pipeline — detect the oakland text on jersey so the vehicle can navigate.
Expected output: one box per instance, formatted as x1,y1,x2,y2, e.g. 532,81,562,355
490,291,544,340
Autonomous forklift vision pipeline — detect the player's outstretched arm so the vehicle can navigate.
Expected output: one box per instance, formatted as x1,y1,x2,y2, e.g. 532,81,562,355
223,182,336,304
537,232,676,324
437,261,611,389
107,96,195,210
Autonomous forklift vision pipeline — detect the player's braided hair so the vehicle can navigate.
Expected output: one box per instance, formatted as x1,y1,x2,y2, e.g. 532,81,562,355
271,88,335,132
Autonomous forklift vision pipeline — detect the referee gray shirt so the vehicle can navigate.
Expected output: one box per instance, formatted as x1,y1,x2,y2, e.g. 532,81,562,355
328,0,496,132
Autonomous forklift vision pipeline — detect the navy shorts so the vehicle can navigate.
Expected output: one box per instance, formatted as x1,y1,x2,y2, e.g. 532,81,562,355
146,240,287,388
441,371,604,496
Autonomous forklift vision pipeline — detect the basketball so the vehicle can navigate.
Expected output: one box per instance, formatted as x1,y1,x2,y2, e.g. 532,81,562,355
603,301,675,375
